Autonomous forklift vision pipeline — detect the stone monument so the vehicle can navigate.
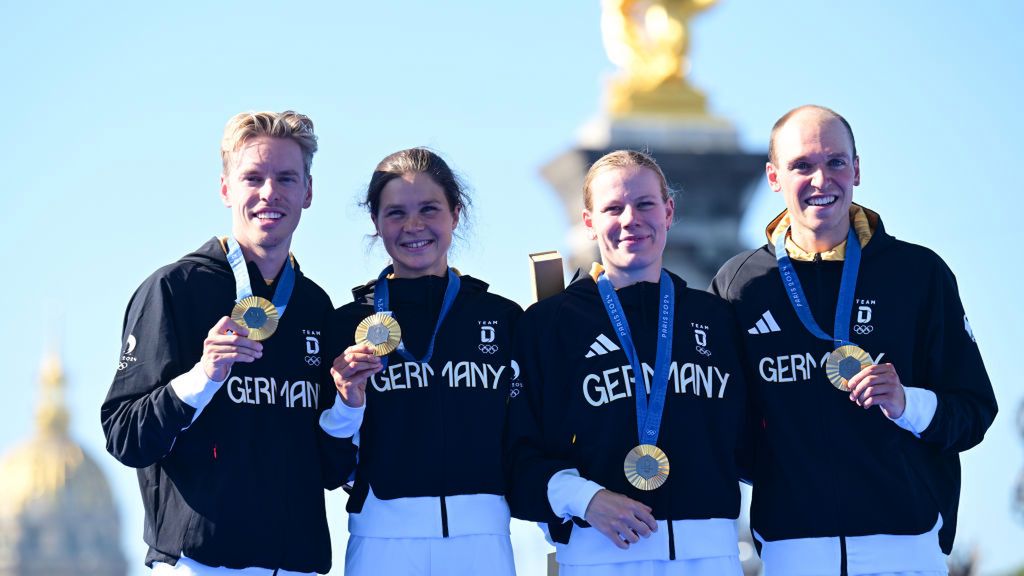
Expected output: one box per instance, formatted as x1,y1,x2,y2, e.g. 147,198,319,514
543,0,765,289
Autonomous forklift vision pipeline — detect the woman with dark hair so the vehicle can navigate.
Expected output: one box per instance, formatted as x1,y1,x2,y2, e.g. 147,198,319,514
322,148,521,575
506,150,748,575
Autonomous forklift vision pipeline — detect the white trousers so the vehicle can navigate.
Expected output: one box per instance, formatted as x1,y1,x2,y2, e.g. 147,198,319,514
345,533,516,576
559,555,742,576
151,554,313,575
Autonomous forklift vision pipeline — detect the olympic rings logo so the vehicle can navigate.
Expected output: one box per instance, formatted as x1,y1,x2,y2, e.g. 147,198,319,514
509,389,521,398
853,325,874,335
479,344,499,354
695,346,712,357
305,356,322,366
117,361,128,371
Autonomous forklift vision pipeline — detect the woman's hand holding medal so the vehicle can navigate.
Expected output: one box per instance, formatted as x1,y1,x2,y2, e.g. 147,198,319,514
584,489,658,549
330,344,382,408
846,362,907,419
202,316,264,382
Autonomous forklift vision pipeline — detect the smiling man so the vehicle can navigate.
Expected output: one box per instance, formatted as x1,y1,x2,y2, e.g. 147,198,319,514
711,105,997,575
101,111,355,575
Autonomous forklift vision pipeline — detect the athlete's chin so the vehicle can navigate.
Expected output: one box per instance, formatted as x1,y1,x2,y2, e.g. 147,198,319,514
607,253,660,275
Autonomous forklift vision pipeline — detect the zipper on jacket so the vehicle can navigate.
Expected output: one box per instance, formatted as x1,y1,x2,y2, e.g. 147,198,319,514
440,496,450,537
667,520,676,560
839,535,848,576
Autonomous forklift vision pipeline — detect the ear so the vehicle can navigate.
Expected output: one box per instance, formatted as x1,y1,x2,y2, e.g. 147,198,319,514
303,175,313,209
664,197,675,230
452,204,461,230
582,209,596,240
766,161,782,193
852,156,860,187
220,173,232,207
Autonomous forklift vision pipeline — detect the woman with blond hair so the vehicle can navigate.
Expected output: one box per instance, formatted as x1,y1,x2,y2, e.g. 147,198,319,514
506,150,748,575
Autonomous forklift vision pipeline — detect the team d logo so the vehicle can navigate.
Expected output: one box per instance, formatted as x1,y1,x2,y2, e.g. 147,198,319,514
479,321,499,354
857,306,872,324
854,299,875,336
303,332,321,366
692,324,711,357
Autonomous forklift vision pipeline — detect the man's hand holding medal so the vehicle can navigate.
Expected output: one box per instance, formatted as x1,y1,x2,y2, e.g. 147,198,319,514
201,316,264,382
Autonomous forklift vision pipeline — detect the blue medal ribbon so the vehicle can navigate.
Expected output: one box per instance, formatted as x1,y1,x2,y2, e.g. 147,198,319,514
374,266,461,368
596,270,675,447
225,237,296,317
774,225,861,347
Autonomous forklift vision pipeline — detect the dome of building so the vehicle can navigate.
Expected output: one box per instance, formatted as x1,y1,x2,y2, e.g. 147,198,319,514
0,351,127,576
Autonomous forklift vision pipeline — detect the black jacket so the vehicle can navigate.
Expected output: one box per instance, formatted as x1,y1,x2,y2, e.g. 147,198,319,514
506,271,748,544
332,274,522,514
101,238,354,572
710,212,997,553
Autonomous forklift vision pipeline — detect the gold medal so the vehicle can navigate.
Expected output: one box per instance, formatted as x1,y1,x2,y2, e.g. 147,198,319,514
230,296,279,341
825,345,873,391
624,444,670,491
355,313,402,356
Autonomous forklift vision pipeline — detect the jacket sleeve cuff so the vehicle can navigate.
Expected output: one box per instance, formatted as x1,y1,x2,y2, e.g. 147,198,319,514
319,393,365,439
547,468,604,523
170,363,227,424
889,386,937,437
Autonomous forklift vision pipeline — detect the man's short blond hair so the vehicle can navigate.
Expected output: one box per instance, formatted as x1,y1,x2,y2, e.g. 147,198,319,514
220,111,318,177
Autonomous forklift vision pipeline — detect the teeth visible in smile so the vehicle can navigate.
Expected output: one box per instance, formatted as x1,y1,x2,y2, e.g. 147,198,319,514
257,212,283,219
404,240,431,248
807,196,836,206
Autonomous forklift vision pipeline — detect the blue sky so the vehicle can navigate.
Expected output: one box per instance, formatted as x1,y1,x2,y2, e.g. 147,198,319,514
1,1,1022,574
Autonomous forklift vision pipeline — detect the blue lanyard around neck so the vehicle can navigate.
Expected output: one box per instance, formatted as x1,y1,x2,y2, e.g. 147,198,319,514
774,226,861,347
226,237,296,317
596,270,675,447
374,266,461,367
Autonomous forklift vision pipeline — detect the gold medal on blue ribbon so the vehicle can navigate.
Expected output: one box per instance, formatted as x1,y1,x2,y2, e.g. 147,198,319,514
597,270,676,492
231,296,279,341
825,344,872,391
355,313,402,356
224,237,294,342
624,444,670,491
775,226,870,392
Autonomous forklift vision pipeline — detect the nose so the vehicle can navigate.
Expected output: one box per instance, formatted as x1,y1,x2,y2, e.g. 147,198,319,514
810,166,827,188
259,178,279,202
403,212,425,232
620,205,638,226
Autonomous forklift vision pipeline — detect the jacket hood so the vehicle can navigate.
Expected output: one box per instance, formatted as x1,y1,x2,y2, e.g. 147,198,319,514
350,268,490,305
764,204,886,261
179,237,231,271
178,236,303,279
565,262,689,296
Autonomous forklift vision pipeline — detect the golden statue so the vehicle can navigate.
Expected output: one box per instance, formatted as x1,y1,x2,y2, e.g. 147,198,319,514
601,0,718,117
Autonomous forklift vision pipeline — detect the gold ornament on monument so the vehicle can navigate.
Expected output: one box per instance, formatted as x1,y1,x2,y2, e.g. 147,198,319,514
601,0,719,118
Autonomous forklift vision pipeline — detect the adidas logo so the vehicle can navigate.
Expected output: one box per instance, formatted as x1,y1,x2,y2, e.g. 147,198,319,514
585,334,621,358
748,310,781,335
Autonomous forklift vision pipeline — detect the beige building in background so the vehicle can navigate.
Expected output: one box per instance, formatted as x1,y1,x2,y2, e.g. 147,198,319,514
0,351,126,576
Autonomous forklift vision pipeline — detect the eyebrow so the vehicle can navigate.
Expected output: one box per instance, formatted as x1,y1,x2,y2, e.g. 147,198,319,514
381,199,443,211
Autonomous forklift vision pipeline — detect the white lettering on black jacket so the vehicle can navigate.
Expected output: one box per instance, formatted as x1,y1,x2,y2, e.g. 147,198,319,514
101,238,355,572
506,270,748,563
710,208,997,559
331,273,522,538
